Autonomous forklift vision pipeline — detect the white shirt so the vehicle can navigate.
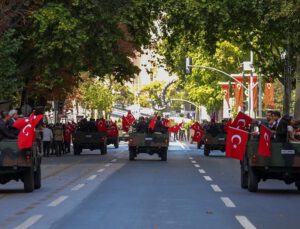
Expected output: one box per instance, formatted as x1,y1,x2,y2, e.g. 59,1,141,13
43,128,53,142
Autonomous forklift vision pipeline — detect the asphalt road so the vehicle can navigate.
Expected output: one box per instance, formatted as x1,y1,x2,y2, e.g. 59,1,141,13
0,141,300,229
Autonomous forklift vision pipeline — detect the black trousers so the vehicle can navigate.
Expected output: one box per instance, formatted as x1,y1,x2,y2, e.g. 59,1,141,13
43,141,51,156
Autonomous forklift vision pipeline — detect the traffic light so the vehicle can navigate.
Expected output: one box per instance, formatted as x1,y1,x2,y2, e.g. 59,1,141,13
185,57,192,74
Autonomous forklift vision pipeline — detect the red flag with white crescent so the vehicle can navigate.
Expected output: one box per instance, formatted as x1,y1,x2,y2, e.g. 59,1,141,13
107,122,118,137
191,121,203,132
125,111,135,125
122,115,130,133
225,126,249,160
96,118,107,132
149,113,158,130
258,125,272,157
193,130,203,143
230,112,253,130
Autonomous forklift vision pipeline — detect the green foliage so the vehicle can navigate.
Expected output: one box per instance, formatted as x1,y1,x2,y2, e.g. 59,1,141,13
0,29,23,101
138,81,164,108
112,83,135,107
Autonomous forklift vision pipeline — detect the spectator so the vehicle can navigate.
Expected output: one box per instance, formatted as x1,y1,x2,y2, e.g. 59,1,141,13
43,125,53,157
53,123,64,156
287,117,300,143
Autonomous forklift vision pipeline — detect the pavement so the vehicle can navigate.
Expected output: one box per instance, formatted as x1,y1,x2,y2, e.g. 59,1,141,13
0,141,299,229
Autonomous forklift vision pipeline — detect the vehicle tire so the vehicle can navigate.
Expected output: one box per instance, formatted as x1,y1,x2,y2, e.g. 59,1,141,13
295,181,300,191
161,152,167,161
114,140,119,149
23,167,34,193
240,162,248,189
197,142,202,149
34,163,41,189
129,150,135,161
74,145,80,155
248,167,258,192
100,145,107,155
204,145,210,156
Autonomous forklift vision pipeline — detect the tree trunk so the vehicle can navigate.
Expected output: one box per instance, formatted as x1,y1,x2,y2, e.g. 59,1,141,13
294,55,300,119
283,60,292,115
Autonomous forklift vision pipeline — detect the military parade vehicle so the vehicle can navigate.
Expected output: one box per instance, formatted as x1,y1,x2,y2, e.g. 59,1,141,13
241,129,300,192
128,132,169,161
0,140,41,192
203,123,226,156
72,131,107,155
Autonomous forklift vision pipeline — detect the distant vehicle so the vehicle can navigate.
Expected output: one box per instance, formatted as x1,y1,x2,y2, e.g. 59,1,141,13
0,140,41,192
128,132,169,161
241,128,300,192
119,130,129,142
203,123,226,156
72,131,107,155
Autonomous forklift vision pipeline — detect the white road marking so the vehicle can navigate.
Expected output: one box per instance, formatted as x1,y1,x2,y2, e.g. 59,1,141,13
71,184,85,191
198,169,206,174
97,168,105,173
176,140,186,149
14,215,43,229
221,197,236,208
48,196,69,207
111,159,117,162
189,157,193,160
235,216,256,229
87,175,97,180
191,160,197,163
211,184,222,192
203,176,213,181
194,164,200,168
105,163,112,167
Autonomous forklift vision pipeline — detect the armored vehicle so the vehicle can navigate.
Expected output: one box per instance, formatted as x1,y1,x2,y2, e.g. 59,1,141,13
72,131,107,155
241,134,300,192
0,140,41,192
128,132,169,161
203,123,226,156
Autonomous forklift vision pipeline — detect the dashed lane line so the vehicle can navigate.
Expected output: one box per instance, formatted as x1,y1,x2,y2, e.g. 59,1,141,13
71,184,85,191
176,140,186,149
194,164,200,168
97,168,105,173
198,169,206,174
221,197,236,208
203,176,213,181
235,216,256,229
87,175,97,181
111,159,117,162
211,184,222,192
105,163,112,167
48,196,69,207
189,157,193,160
191,160,197,163
14,215,43,229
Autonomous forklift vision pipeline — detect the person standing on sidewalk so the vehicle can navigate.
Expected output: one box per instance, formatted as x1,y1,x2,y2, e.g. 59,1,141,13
43,125,53,157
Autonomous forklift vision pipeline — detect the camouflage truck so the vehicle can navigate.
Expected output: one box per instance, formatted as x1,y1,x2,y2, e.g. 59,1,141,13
203,123,226,156
128,132,169,161
72,131,107,155
241,134,300,192
0,140,41,192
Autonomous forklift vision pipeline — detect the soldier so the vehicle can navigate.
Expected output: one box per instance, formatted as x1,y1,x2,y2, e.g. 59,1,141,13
136,116,148,133
0,111,17,141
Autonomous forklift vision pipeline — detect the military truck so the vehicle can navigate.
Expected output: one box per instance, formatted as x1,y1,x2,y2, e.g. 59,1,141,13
203,123,226,156
241,133,300,192
128,132,169,161
0,140,41,192
72,131,107,155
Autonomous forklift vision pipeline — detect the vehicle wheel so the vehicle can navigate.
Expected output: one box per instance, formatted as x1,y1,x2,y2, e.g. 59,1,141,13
204,145,210,156
101,145,107,155
295,181,300,191
34,163,41,189
74,145,80,155
161,151,167,161
114,140,119,149
23,167,34,193
240,162,248,189
197,142,202,149
129,150,135,161
248,167,258,192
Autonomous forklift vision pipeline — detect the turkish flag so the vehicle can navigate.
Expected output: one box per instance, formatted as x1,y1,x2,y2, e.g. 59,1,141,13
162,118,171,127
264,83,274,109
191,121,203,131
193,130,203,143
126,111,135,125
234,83,244,110
96,118,107,132
231,112,252,130
13,118,29,130
258,125,272,157
168,123,181,133
122,115,130,132
225,127,249,160
149,113,158,130
221,84,230,108
107,122,118,137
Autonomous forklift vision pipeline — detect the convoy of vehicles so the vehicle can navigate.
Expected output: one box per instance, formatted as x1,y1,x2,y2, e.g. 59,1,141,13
0,140,41,192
